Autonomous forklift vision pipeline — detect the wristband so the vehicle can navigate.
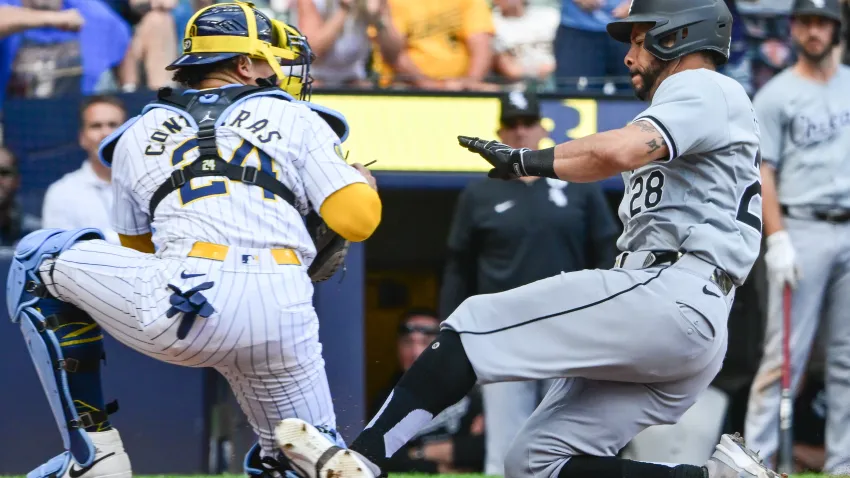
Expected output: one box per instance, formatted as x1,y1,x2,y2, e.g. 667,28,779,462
520,147,557,178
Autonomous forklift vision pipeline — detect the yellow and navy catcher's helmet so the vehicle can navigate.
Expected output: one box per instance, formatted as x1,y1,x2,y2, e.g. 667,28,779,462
167,1,314,100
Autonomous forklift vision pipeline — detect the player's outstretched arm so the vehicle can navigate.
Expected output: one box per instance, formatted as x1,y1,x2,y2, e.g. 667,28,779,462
458,120,669,183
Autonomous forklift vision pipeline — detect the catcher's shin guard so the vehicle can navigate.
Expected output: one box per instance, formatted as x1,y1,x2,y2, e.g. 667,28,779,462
7,228,109,468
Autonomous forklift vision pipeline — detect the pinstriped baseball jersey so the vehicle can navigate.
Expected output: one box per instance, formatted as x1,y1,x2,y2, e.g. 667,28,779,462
109,94,366,263
43,89,367,455
616,69,763,285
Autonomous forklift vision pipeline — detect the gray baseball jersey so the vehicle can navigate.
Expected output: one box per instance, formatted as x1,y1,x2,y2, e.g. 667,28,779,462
617,68,763,285
373,70,760,475
754,65,850,208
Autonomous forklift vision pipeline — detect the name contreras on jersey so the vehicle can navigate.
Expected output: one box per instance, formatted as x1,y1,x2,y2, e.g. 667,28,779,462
228,110,283,143
145,116,191,155
143,109,283,156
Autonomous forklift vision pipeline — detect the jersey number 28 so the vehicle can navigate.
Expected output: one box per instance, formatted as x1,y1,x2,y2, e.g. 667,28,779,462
629,170,665,216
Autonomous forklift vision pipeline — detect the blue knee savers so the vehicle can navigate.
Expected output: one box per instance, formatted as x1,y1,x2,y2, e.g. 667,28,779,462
7,228,106,470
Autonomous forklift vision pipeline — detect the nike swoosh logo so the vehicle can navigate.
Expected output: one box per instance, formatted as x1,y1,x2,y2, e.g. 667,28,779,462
181,271,205,279
69,452,116,478
703,285,720,298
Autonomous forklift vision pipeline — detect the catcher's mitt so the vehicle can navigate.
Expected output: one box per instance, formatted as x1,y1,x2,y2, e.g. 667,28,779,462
306,210,350,282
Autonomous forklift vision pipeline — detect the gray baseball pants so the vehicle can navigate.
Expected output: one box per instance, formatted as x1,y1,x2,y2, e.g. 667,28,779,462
442,252,731,478
482,380,555,475
745,216,850,474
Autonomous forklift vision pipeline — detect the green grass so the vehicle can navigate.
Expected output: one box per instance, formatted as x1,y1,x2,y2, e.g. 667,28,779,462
1,474,838,478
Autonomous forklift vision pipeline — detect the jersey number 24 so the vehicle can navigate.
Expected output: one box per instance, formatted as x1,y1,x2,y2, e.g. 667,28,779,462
171,139,280,206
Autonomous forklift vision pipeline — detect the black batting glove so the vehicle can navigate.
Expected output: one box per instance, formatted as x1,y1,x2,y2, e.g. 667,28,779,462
457,136,528,180
457,136,558,180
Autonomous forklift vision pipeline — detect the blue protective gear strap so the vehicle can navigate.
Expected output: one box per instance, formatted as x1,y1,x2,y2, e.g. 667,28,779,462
7,228,104,322
27,451,72,478
244,442,264,477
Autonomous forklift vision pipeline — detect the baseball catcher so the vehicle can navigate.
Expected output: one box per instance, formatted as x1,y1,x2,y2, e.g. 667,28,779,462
7,2,380,477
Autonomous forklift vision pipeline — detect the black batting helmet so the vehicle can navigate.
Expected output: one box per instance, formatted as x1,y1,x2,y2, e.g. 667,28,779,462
607,0,733,65
791,0,842,45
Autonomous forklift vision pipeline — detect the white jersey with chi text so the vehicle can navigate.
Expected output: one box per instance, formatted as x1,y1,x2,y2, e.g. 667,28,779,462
109,93,366,264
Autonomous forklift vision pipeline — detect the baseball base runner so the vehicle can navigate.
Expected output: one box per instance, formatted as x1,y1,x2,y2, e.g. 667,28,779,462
6,2,381,478
273,1,784,478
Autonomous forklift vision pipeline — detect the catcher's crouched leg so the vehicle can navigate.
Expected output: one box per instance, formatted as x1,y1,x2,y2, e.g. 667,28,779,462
7,228,131,478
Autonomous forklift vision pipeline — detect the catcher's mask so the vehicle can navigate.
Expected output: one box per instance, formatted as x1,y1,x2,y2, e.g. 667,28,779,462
167,1,315,100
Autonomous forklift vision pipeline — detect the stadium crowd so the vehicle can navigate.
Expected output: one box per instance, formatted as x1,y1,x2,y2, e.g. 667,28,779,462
1,0,850,476
0,0,847,100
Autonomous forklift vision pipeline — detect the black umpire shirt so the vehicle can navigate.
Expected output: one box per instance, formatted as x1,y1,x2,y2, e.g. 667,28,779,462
439,177,619,318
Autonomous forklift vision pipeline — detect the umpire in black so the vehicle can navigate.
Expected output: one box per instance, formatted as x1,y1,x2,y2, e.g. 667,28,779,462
438,90,619,476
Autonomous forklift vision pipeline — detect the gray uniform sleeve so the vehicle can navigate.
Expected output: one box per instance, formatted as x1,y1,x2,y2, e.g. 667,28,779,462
634,72,731,161
752,87,783,168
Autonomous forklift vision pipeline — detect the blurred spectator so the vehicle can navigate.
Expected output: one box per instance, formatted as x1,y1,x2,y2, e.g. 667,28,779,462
491,0,559,90
719,0,755,95
98,0,185,91
554,0,632,94
296,0,375,88
439,91,618,475
0,0,133,103
41,95,125,245
204,0,291,22
0,146,39,246
369,0,496,91
737,0,796,92
370,308,485,474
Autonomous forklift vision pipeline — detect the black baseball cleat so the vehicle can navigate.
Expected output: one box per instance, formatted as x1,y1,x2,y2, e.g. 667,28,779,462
705,433,783,478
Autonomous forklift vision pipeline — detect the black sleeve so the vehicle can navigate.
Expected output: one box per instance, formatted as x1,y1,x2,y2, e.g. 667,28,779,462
585,184,620,269
439,186,478,319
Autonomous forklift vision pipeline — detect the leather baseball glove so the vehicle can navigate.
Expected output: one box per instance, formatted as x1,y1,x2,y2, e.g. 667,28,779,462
305,210,350,282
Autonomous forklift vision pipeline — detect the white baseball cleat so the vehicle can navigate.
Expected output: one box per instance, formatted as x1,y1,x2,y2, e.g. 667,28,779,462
62,428,132,478
275,418,376,478
705,433,782,478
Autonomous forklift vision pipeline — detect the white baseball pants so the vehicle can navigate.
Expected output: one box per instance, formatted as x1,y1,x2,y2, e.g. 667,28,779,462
39,239,337,455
